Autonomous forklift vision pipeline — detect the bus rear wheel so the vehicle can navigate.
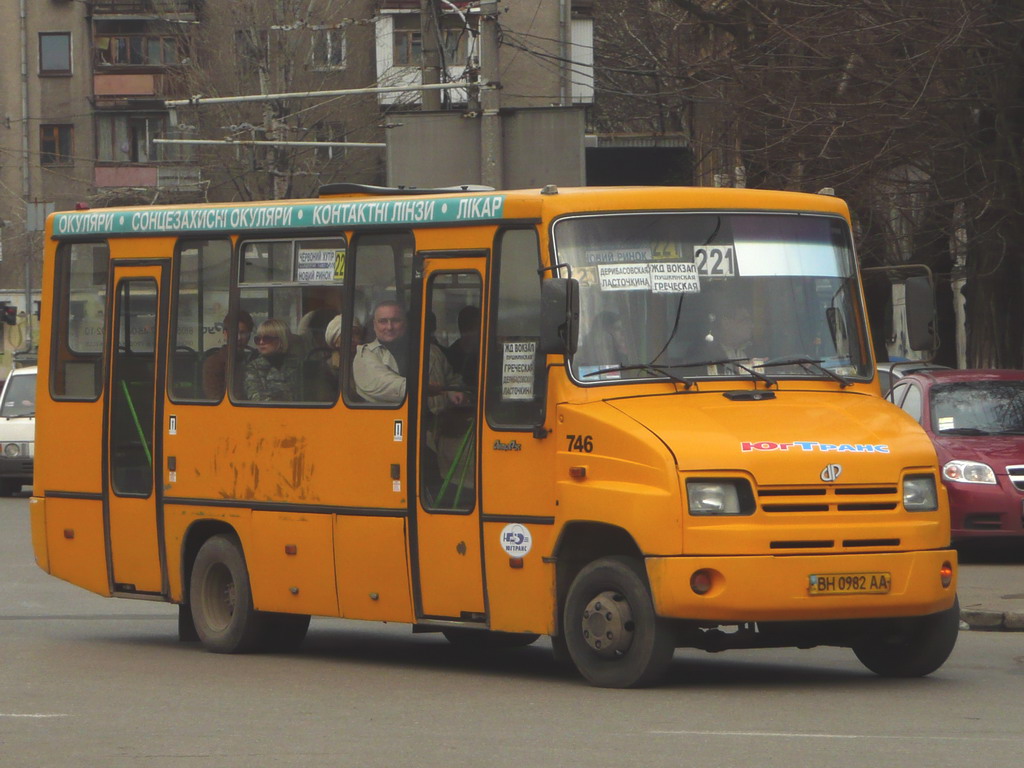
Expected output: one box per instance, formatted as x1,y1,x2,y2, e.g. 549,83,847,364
852,596,960,677
190,534,269,653
563,556,675,688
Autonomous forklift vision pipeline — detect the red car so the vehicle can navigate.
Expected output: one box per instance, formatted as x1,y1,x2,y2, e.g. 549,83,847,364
887,369,1024,542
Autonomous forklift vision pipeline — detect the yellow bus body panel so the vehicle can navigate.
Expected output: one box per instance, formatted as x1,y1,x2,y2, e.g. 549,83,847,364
334,516,413,623
647,550,957,622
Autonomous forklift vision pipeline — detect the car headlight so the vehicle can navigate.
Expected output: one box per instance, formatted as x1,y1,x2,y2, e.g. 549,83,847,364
903,474,938,511
942,460,997,485
687,479,755,516
3,442,21,458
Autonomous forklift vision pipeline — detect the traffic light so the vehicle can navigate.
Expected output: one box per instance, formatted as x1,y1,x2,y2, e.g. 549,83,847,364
0,302,17,326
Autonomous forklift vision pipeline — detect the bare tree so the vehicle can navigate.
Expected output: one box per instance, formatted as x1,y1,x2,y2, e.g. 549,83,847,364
593,0,1024,366
170,0,384,201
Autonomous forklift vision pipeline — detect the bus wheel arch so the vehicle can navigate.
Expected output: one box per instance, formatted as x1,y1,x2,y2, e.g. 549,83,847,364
189,531,270,653
551,522,646,671
562,555,675,688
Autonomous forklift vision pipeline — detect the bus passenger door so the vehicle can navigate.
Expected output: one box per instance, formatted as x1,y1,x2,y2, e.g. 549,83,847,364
414,260,485,620
104,263,168,596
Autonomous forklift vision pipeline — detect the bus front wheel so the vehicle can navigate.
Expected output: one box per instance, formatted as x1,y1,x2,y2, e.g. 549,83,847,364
563,556,675,688
190,534,268,653
852,596,960,677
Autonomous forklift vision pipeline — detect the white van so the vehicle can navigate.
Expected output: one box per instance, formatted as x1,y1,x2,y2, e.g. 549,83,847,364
0,366,35,495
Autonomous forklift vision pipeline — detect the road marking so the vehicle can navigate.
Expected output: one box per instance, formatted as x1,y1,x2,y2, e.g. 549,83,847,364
649,730,1023,742
0,714,69,719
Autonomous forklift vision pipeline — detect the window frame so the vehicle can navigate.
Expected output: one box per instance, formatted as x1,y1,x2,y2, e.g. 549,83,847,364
39,32,72,76
311,28,347,71
40,124,74,166
484,227,546,431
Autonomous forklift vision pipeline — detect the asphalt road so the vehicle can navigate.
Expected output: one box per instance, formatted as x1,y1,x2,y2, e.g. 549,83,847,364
3,495,1023,768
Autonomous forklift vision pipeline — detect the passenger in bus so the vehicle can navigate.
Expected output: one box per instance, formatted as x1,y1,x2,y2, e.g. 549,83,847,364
202,310,255,399
244,318,302,402
352,300,410,404
444,305,481,386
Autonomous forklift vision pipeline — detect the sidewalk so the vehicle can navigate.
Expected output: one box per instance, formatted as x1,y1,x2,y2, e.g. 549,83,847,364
957,562,1024,631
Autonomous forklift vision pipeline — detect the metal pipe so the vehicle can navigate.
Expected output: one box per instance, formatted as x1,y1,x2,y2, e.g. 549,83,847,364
165,82,486,108
153,139,386,148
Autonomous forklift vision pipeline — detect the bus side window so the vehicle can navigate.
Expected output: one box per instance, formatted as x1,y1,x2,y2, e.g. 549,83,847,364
53,242,109,400
485,228,545,429
236,238,348,405
344,232,415,407
169,239,232,402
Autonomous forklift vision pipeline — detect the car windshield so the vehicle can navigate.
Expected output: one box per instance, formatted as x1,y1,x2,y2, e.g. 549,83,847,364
1,373,35,418
931,380,1024,434
553,212,871,384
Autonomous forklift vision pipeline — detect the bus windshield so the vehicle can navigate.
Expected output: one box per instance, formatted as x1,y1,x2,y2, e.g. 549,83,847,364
554,212,871,384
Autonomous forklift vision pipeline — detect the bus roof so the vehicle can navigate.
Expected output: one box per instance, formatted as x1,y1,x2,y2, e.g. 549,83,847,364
47,186,849,240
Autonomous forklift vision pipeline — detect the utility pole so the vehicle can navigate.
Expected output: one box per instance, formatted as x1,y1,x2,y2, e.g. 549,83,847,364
420,0,442,110
479,0,503,188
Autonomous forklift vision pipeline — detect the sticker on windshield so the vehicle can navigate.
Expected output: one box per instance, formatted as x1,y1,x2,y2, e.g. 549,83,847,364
694,245,736,276
650,262,700,293
598,262,701,293
598,263,651,291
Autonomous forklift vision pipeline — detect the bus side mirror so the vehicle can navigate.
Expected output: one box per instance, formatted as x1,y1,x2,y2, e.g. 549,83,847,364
904,275,936,351
539,277,579,355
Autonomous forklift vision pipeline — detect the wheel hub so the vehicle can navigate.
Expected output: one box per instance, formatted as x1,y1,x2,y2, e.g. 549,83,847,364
581,590,634,657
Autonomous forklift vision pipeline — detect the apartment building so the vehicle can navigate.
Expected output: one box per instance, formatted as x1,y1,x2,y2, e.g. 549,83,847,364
0,0,688,298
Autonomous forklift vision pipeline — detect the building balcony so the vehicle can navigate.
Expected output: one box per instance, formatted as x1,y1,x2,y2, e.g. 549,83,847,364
93,72,188,102
94,164,202,191
92,1,200,19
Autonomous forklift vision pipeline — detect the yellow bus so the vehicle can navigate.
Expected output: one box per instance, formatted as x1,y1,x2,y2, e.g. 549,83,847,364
31,184,958,687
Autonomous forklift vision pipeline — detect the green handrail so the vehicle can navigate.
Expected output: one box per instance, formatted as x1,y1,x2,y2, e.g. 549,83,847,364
437,416,475,506
120,379,152,468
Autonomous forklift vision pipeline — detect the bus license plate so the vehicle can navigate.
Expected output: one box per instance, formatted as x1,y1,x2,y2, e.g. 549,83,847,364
808,572,891,596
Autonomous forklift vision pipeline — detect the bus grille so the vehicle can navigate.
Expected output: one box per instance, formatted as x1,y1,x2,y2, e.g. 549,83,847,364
758,485,900,513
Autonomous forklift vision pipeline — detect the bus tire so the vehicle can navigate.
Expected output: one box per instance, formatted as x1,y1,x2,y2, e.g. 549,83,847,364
852,595,960,677
189,534,268,654
563,556,675,688
442,628,539,650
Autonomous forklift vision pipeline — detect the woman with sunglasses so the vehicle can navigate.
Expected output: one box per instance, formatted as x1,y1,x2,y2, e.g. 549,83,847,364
243,318,301,402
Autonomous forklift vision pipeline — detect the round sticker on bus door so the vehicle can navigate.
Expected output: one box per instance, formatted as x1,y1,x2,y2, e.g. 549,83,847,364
500,523,533,557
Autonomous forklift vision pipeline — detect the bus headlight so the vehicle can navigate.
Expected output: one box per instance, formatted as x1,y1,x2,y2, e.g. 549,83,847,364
942,460,997,485
903,474,938,511
3,442,22,458
687,480,754,516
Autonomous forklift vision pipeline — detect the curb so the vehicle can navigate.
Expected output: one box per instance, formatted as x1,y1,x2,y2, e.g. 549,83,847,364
960,608,1024,632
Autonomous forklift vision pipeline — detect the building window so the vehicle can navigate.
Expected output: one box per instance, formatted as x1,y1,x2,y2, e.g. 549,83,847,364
391,14,472,68
95,34,181,67
96,114,167,163
315,122,347,162
39,32,72,75
311,29,346,70
392,15,421,67
41,125,74,165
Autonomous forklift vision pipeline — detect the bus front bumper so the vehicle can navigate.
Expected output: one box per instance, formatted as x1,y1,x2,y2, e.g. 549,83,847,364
646,549,957,623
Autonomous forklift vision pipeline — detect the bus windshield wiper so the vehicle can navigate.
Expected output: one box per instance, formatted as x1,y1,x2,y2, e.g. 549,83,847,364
580,362,698,389
759,355,853,388
583,358,776,389
686,358,777,388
